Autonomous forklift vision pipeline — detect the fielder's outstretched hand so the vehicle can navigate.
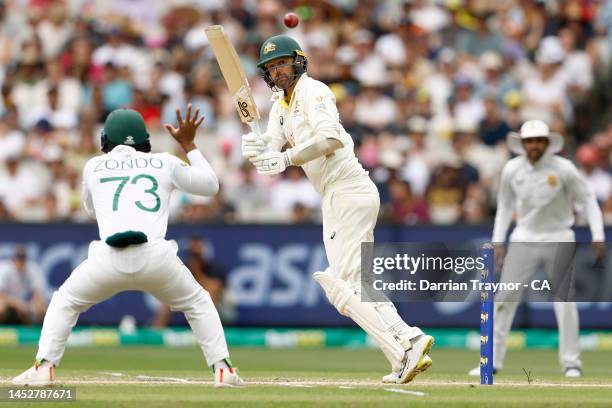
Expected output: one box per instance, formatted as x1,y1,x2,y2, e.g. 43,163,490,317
165,103,205,153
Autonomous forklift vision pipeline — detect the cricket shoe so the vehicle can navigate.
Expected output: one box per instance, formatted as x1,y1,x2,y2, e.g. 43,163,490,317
214,366,245,388
396,335,434,384
382,355,432,384
468,366,499,376
12,360,55,386
564,367,582,378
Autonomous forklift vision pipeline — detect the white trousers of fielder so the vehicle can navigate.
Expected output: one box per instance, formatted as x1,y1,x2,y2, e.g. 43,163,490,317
493,242,581,370
36,239,229,367
320,179,423,367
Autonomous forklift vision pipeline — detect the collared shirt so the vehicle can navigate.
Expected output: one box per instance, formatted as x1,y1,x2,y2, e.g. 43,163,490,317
82,146,218,242
266,74,368,195
493,154,604,243
0,260,48,301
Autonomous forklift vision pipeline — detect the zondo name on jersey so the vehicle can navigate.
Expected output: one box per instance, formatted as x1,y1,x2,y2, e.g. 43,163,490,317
92,157,165,172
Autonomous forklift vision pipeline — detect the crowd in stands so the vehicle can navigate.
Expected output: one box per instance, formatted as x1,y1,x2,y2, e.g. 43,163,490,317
0,0,610,225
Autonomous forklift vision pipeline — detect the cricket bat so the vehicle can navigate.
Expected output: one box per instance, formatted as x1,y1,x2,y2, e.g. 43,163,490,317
204,25,262,137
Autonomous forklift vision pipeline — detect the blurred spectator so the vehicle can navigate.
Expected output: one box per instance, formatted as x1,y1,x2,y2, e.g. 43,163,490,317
521,36,572,122
30,85,78,129
577,143,611,203
92,28,135,70
291,202,314,224
382,179,429,225
0,154,50,220
270,166,320,222
185,66,216,128
448,123,480,186
475,51,519,103
0,112,25,161
336,93,369,146
374,155,400,207
131,88,161,128
456,6,504,57
426,160,465,225
400,116,434,197
462,184,490,224
36,2,73,59
43,145,72,220
409,0,450,33
422,48,456,117
152,237,235,326
479,96,511,146
354,83,397,131
0,1,608,225
179,187,235,224
101,63,133,115
225,162,271,222
593,129,611,171
559,27,593,94
11,59,48,129
503,89,524,130
0,246,48,324
0,0,30,66
449,75,485,126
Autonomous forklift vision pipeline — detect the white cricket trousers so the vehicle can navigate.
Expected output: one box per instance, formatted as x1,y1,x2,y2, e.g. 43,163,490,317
36,239,229,366
493,242,581,370
321,178,422,341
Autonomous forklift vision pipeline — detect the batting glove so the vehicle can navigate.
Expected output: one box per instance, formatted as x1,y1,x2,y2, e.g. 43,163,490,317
241,132,267,159
252,151,293,176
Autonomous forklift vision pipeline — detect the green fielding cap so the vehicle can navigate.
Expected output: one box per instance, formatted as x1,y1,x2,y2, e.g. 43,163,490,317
103,109,148,145
257,35,304,68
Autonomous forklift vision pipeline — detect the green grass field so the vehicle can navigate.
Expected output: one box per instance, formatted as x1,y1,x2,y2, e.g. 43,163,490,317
1,346,612,407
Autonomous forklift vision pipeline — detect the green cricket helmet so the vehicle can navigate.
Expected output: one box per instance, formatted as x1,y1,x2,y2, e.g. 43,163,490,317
257,35,307,89
101,108,151,153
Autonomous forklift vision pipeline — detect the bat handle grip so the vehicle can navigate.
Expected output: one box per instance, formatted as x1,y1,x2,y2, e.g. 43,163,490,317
248,121,262,138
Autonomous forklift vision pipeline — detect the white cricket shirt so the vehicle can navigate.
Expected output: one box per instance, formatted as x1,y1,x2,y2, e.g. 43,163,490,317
493,154,604,243
82,145,218,242
266,74,368,194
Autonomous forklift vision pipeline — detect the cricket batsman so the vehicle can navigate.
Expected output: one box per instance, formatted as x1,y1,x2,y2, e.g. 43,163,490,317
241,35,433,384
13,106,244,387
468,119,606,378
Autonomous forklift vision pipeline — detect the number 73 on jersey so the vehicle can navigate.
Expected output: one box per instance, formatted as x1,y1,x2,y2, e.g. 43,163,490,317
100,174,161,212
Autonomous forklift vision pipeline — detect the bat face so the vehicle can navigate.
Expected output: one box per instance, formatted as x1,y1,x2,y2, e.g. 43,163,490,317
205,25,260,125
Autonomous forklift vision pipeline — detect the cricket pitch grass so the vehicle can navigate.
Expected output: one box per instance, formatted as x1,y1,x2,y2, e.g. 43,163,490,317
1,346,611,407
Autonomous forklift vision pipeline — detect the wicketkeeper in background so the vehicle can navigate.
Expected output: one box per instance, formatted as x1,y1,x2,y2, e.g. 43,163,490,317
241,35,433,384
13,106,244,387
469,120,605,378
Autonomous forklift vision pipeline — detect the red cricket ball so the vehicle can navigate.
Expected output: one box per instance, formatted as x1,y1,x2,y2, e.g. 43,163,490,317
283,12,299,28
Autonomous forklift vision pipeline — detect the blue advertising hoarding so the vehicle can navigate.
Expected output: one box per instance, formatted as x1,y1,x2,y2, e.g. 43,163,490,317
0,223,610,328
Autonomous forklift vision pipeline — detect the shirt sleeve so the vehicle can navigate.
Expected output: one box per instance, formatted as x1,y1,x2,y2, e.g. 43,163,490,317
266,103,287,151
81,160,95,218
563,161,605,242
305,83,343,143
169,151,219,196
492,163,515,243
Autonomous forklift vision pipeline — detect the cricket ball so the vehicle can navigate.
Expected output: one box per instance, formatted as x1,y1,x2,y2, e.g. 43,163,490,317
283,12,299,28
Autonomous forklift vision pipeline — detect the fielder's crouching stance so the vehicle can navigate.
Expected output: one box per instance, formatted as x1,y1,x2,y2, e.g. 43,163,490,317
13,106,244,388
243,35,433,384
